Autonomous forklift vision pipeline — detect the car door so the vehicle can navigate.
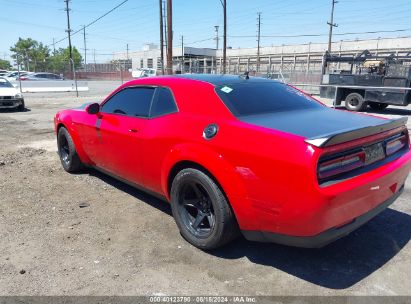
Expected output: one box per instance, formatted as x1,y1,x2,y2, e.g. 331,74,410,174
139,87,179,193
96,86,155,185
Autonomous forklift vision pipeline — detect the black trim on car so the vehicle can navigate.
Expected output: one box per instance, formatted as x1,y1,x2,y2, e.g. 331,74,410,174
242,185,404,248
306,117,408,147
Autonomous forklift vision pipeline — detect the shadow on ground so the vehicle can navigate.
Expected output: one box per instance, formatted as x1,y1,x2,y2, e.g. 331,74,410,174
86,168,411,290
0,107,31,113
334,105,411,117
366,107,411,116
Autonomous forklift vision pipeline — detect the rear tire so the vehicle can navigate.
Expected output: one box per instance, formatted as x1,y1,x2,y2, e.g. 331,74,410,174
170,168,239,250
369,102,388,111
345,92,367,111
57,127,83,173
17,100,25,112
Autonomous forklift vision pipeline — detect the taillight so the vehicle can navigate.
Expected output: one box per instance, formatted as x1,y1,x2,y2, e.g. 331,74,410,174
318,150,365,180
19,76,27,80
385,135,407,156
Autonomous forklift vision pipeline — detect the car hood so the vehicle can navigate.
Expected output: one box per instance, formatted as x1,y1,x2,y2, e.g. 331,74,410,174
0,87,19,96
239,107,387,139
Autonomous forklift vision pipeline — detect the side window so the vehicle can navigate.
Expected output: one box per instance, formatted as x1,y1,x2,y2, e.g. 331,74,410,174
101,87,155,117
150,87,178,117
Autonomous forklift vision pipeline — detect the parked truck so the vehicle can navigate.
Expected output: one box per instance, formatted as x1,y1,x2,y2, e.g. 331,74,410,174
320,50,411,111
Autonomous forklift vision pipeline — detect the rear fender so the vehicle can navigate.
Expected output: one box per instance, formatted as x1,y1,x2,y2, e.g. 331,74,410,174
161,143,255,229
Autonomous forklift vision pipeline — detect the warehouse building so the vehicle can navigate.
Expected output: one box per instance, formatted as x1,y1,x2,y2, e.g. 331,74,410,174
113,36,411,75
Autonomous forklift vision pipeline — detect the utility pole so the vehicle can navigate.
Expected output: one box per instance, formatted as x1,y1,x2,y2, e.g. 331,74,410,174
222,0,227,74
327,0,338,53
52,38,56,54
181,36,184,73
163,1,168,62
256,12,261,72
93,49,96,72
159,0,165,75
166,0,173,75
83,26,87,72
214,25,219,50
64,0,73,72
126,43,129,72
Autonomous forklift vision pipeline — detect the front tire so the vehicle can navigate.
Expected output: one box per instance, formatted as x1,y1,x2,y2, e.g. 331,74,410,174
57,127,83,173
170,168,239,250
17,100,25,112
345,92,367,111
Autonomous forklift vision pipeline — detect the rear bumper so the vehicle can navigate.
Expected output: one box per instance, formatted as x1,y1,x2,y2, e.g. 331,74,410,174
242,185,403,248
0,98,24,109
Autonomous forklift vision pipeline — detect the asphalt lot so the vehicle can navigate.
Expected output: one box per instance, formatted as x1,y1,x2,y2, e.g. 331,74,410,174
0,80,410,295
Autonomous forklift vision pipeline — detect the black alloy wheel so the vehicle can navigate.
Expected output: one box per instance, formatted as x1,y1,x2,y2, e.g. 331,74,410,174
57,127,83,172
178,182,216,238
170,168,239,250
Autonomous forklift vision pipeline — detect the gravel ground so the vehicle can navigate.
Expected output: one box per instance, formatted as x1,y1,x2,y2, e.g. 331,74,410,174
0,80,410,296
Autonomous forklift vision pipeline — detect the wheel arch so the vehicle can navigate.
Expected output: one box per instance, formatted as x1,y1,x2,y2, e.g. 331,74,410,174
167,160,225,200
342,88,366,100
161,144,254,229
55,120,92,165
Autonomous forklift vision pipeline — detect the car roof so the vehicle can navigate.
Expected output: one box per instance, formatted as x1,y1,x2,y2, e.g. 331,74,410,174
32,72,55,75
174,74,274,86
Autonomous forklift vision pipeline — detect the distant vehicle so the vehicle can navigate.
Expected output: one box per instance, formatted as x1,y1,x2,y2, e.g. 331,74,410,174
0,70,9,76
320,50,411,111
265,72,290,83
132,68,156,78
4,71,30,82
0,77,25,111
20,72,64,81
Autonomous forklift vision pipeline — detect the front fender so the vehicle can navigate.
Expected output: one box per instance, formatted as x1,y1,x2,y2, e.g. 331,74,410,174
55,113,92,165
160,142,256,230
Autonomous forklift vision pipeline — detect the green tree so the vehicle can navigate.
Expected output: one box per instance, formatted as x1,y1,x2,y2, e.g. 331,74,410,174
31,42,50,71
0,59,11,70
10,38,50,72
48,47,83,73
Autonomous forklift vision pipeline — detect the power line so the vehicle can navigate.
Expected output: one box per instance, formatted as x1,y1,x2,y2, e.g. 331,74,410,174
51,0,129,47
228,28,411,39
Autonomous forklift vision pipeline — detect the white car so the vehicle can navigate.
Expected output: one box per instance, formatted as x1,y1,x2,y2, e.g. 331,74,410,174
4,71,31,82
132,68,156,78
0,77,25,111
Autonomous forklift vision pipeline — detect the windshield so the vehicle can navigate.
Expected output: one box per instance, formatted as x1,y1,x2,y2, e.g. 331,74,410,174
0,78,14,88
215,82,323,117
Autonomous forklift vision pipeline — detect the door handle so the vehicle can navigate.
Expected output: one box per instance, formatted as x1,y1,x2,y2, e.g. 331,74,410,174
128,129,138,133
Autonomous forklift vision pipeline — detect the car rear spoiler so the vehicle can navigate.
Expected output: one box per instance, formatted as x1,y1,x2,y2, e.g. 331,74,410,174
305,117,408,147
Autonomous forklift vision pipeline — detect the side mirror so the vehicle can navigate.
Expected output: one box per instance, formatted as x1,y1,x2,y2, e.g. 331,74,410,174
86,103,100,115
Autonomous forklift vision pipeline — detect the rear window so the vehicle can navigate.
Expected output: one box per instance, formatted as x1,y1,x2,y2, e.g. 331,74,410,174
215,82,322,116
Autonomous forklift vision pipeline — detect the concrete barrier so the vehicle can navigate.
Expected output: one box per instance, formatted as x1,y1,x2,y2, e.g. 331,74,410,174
11,80,89,93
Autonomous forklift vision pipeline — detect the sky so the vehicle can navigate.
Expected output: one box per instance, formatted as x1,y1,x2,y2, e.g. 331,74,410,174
1,0,411,63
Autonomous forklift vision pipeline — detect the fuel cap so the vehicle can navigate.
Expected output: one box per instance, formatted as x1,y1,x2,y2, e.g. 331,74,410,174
203,124,219,140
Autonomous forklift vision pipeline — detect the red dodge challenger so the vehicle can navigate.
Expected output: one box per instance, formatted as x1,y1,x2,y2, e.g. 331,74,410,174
54,75,411,249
